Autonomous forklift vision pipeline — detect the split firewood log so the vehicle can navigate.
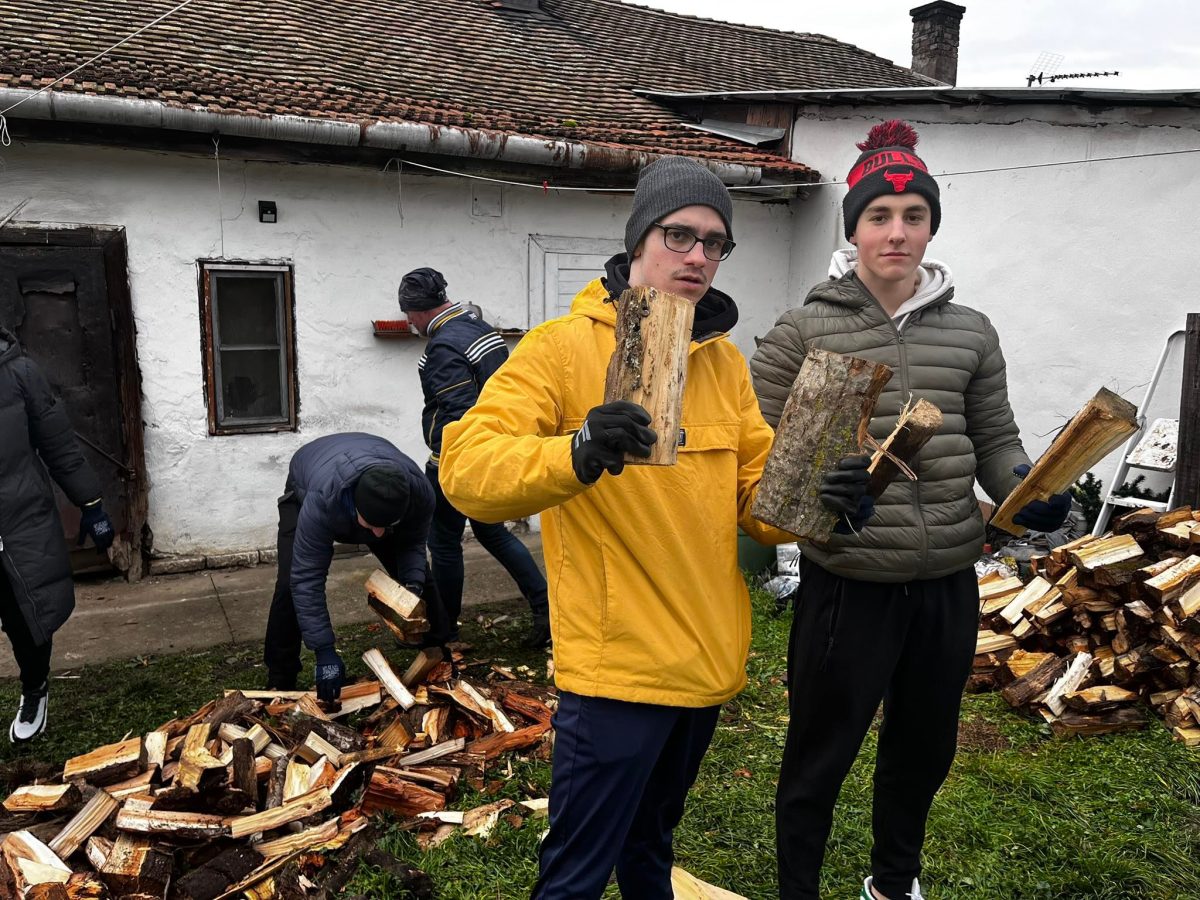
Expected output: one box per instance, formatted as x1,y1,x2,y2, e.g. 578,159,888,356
990,387,1138,535
753,348,892,542
604,286,695,466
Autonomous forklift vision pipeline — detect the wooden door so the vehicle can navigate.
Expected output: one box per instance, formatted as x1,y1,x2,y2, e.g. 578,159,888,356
0,229,146,575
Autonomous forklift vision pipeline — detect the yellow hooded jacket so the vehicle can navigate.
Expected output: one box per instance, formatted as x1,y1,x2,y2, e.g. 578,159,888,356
439,279,792,707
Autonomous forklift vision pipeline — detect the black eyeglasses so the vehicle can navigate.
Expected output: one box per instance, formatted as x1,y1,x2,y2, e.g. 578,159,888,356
650,223,736,261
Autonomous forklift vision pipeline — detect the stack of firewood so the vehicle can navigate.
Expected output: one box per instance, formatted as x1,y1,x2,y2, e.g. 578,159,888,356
0,639,555,899
972,505,1200,745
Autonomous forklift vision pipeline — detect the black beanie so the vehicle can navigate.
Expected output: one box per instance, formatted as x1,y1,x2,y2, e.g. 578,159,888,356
842,120,941,240
398,267,448,312
625,156,734,256
354,466,409,527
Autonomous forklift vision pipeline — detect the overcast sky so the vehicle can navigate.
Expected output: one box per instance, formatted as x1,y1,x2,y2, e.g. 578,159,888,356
635,0,1199,90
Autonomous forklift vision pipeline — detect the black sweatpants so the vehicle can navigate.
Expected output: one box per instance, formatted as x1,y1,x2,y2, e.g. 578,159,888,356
263,491,448,682
776,560,978,899
0,567,52,693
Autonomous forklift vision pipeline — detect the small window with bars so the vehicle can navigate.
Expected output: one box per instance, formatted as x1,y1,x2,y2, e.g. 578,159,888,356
199,262,298,435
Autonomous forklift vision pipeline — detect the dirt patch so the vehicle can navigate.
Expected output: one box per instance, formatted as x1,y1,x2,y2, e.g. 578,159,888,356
957,719,1011,752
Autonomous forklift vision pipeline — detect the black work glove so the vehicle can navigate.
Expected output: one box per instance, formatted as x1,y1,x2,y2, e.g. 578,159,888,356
819,455,876,533
78,500,115,552
832,494,876,535
1011,464,1072,532
313,646,346,703
571,400,657,485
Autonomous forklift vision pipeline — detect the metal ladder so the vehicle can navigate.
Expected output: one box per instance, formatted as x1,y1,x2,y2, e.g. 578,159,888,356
1093,329,1186,535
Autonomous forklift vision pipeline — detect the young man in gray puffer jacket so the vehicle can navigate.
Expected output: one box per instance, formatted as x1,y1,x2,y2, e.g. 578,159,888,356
751,121,1071,900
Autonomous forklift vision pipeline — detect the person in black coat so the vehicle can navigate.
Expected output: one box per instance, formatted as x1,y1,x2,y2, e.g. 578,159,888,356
0,328,114,743
263,432,439,700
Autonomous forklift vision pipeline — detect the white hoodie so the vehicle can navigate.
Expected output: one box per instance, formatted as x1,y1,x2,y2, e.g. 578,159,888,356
828,248,954,331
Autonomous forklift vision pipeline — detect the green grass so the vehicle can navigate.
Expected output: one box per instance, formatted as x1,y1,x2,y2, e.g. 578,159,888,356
2,591,1198,899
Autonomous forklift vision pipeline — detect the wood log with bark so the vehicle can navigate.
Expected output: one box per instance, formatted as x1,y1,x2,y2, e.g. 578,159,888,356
866,397,943,498
752,348,892,542
361,767,448,817
99,833,173,897
172,845,264,900
3,784,81,814
226,788,332,840
62,737,144,787
604,286,695,466
114,798,230,841
1000,655,1068,708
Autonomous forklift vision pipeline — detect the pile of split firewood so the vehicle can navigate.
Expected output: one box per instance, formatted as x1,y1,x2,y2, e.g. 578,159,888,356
0,569,556,899
973,505,1200,745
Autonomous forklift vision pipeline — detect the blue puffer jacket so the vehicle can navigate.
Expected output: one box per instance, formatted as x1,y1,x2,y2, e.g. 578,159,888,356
418,303,508,466
286,433,433,650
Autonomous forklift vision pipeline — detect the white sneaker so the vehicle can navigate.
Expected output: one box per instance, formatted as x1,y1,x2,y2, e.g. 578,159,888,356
860,877,925,900
9,683,48,744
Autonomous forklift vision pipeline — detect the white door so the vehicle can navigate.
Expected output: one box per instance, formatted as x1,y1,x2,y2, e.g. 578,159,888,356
529,235,625,325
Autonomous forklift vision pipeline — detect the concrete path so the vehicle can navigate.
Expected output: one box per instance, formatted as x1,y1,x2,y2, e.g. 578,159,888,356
0,535,544,678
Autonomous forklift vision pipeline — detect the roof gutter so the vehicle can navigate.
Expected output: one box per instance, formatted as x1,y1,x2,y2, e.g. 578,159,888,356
0,88,766,186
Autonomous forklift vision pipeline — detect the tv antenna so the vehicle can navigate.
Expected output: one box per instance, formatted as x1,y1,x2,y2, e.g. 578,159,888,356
1027,51,1064,84
1026,51,1119,86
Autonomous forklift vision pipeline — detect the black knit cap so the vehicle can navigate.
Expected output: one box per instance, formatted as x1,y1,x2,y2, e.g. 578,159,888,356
354,466,409,527
624,156,733,256
842,120,941,240
398,267,448,312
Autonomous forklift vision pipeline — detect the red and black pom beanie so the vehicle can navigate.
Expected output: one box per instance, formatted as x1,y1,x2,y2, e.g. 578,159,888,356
842,120,940,240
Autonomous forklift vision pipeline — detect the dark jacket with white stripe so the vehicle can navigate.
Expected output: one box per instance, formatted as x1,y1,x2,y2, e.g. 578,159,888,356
418,303,508,466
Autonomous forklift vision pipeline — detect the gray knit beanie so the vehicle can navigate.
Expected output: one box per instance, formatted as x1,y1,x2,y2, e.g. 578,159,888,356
624,157,734,256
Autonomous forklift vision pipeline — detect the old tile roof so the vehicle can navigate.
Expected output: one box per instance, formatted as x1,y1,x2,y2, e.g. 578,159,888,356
0,0,935,179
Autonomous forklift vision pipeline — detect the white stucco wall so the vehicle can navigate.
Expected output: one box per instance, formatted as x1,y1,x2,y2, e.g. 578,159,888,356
785,102,1200,477
1,141,797,553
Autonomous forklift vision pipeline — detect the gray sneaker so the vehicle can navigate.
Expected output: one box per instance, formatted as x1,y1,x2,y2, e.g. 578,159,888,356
9,682,48,744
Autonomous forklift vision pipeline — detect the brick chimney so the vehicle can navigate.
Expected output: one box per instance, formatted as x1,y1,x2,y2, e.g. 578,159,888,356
910,2,966,85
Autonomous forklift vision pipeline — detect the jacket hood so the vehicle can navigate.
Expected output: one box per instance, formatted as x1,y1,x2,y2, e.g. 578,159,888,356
601,253,738,341
0,327,19,366
822,248,954,327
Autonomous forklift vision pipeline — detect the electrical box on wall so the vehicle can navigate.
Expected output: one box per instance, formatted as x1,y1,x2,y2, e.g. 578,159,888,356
471,184,503,218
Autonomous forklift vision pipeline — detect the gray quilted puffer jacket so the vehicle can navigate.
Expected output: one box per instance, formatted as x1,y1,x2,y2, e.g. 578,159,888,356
750,255,1030,582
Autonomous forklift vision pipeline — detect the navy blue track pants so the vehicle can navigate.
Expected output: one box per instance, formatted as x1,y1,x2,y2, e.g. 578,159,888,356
532,691,720,900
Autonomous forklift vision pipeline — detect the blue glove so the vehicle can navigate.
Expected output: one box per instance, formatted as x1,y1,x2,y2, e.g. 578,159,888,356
1011,464,1072,532
313,646,345,703
78,500,115,552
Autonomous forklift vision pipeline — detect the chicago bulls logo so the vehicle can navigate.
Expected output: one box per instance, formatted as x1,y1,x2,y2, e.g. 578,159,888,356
883,170,914,192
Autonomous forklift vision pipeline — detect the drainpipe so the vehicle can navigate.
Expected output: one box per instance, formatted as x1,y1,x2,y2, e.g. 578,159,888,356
0,88,765,185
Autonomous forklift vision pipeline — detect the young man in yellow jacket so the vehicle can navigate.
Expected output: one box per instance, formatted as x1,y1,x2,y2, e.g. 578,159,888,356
440,156,792,899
